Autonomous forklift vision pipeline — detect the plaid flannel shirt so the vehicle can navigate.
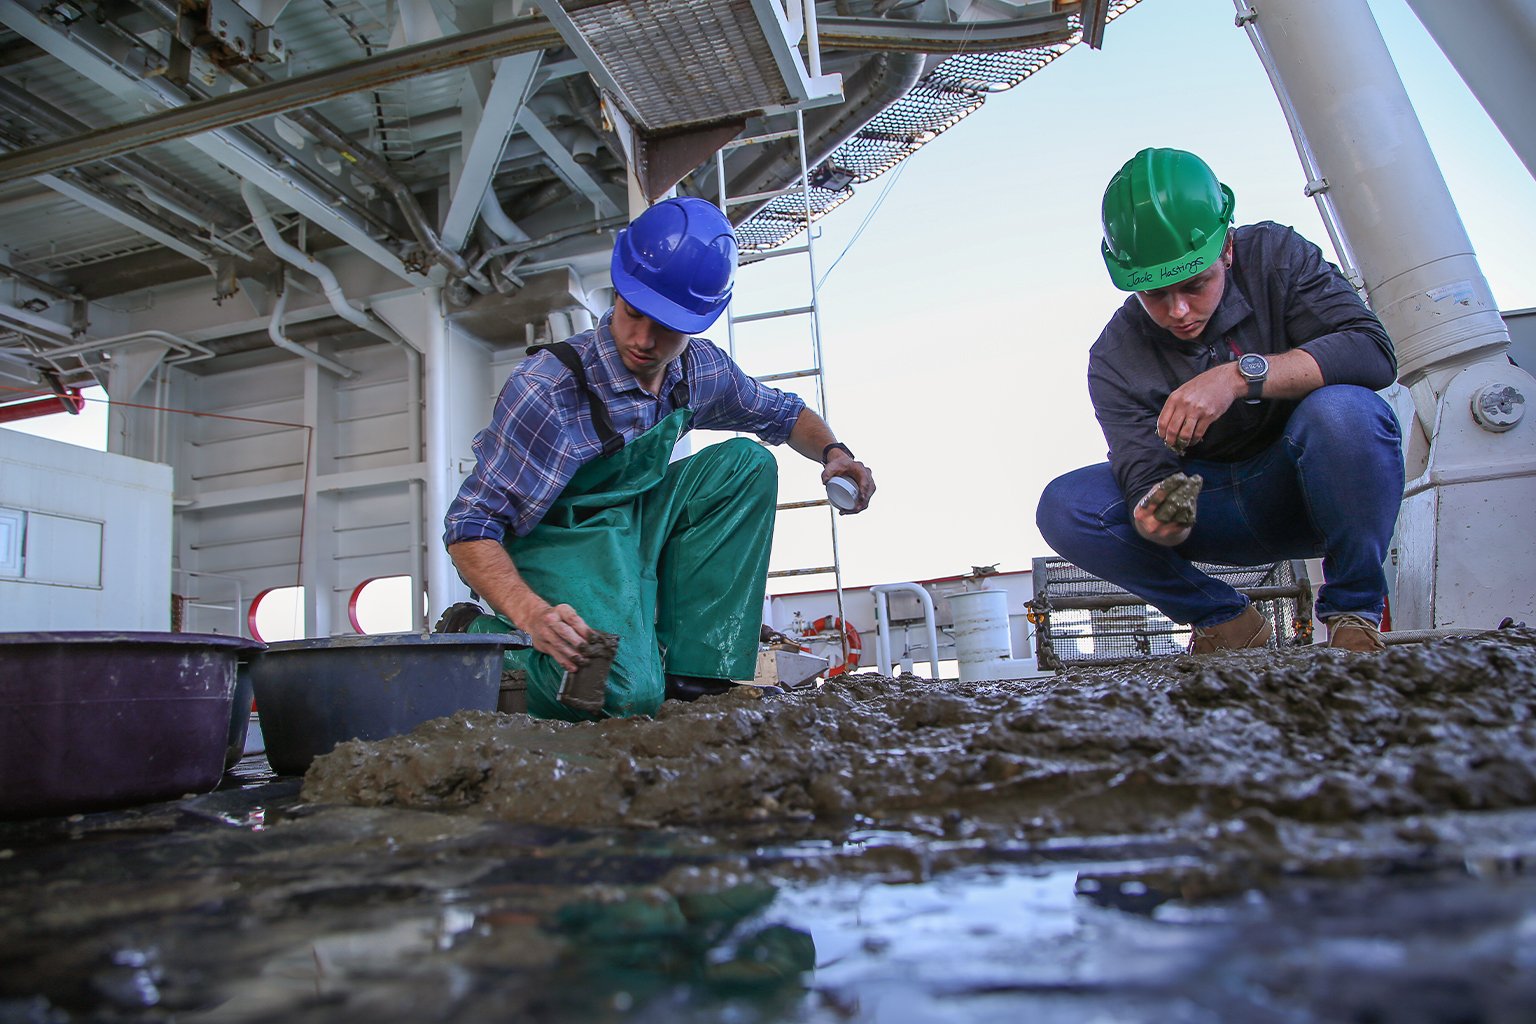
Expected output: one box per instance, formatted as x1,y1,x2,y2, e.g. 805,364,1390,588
443,310,806,544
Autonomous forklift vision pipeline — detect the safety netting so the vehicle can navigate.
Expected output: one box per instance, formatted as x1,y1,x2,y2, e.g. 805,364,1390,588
736,0,1143,250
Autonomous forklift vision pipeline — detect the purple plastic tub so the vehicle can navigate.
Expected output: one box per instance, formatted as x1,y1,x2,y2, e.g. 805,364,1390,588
0,631,263,818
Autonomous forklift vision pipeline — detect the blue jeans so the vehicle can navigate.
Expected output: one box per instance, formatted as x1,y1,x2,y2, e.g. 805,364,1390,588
1036,386,1403,628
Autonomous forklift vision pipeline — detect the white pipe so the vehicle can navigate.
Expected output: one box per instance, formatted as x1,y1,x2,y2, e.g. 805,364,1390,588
410,375,426,630
478,189,531,244
1231,1,1362,290
1242,0,1511,387
715,150,739,364
1246,0,1535,631
3,327,214,364
363,297,432,633
1403,0,1536,182
869,582,940,680
404,328,426,633
264,282,356,378
422,289,463,622
803,0,823,80
242,181,409,351
874,593,893,673
150,366,161,464
546,310,572,343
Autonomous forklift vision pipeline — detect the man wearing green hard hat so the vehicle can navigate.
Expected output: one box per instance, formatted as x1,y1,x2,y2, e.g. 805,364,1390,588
1037,148,1403,654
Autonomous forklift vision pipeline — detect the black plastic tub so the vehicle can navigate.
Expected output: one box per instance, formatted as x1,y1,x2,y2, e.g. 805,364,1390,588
0,631,263,818
226,660,256,770
248,633,516,775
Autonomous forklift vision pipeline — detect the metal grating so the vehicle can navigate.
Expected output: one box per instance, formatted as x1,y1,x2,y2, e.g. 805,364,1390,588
1028,556,1314,671
738,0,1143,250
560,0,800,131
0,0,470,281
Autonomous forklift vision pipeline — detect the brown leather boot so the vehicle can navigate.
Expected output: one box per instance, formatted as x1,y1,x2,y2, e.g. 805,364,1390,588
1188,604,1273,654
1326,613,1385,652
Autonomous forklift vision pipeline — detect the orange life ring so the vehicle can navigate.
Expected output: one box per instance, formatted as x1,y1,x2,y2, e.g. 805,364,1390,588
809,616,862,676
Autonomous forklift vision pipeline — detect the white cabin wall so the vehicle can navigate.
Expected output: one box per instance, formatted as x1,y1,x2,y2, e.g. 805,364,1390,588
23,250,586,638
180,500,302,635
164,333,422,637
187,362,309,495
0,432,172,631
330,488,419,571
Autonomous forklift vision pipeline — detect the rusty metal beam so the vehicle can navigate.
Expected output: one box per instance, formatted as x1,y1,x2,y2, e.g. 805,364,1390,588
1081,0,1111,50
816,12,1075,53
0,17,562,188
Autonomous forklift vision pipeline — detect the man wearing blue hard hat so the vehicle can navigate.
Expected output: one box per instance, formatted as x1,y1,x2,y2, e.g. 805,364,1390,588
443,196,875,720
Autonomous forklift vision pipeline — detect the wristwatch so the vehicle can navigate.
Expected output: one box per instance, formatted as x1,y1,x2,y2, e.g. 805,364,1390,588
1237,353,1269,404
822,441,855,464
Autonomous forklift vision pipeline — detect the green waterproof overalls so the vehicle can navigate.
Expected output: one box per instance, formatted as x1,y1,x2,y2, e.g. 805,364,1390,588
469,341,779,722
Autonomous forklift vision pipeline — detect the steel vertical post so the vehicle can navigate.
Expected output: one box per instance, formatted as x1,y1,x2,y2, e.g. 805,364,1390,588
1245,0,1535,629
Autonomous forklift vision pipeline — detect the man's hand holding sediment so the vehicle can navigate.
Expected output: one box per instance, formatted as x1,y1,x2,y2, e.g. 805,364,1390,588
448,538,594,672
513,596,595,673
1134,479,1195,547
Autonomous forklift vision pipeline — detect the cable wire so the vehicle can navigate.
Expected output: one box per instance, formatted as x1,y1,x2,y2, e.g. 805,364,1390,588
817,159,910,290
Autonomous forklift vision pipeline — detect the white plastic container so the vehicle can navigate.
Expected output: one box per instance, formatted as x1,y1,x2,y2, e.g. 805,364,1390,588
826,476,859,512
946,588,1036,683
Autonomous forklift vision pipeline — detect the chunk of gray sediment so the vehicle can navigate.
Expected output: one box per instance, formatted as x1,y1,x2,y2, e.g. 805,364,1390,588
1154,472,1203,526
557,631,619,714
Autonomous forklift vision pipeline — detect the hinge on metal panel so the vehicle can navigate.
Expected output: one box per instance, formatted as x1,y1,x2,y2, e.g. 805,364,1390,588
1234,7,1257,27
1302,177,1328,198
43,2,84,26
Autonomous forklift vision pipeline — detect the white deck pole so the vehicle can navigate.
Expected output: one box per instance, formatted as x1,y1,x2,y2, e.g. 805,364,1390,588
1244,0,1535,630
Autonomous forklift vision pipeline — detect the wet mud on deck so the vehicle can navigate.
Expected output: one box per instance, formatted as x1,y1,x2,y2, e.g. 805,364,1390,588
4,630,1536,1022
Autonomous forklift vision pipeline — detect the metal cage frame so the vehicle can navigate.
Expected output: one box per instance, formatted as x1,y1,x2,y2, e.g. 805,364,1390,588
1027,556,1314,671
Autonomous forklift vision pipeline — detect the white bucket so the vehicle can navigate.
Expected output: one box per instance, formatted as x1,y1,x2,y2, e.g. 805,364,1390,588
947,588,1034,683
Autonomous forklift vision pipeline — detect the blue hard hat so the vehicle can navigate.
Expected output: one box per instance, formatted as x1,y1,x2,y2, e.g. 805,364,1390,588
610,196,737,334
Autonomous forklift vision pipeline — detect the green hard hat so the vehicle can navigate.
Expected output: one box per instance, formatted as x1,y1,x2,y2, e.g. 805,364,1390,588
1100,148,1236,292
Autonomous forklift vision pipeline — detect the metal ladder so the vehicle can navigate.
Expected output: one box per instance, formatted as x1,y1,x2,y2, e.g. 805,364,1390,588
324,1,415,163
714,110,849,662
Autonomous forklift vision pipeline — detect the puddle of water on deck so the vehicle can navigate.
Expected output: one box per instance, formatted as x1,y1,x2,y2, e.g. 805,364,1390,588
4,775,1536,1024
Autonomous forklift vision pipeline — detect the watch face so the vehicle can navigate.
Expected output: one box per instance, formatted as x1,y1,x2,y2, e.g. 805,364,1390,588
1238,353,1268,379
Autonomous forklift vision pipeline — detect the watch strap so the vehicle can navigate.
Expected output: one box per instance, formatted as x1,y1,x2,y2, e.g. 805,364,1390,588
1239,353,1266,404
822,441,855,464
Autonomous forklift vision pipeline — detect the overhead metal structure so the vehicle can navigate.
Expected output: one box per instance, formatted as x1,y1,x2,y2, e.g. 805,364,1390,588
535,0,844,130
0,0,1133,637
533,0,847,202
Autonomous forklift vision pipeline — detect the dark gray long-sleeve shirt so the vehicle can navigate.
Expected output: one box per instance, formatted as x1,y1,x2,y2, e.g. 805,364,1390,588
1087,221,1397,504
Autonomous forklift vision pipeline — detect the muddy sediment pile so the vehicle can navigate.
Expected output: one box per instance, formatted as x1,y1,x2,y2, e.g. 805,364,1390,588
304,630,1536,839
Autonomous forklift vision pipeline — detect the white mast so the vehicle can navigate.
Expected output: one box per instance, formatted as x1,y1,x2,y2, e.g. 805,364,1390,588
1239,0,1535,630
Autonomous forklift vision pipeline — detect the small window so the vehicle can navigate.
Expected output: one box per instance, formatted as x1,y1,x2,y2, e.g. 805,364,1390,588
348,575,422,635
249,586,305,643
0,507,23,578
